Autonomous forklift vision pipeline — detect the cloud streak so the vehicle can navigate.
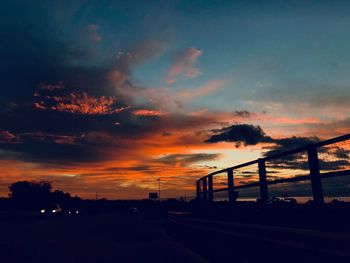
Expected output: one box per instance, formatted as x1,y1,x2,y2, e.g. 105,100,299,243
157,153,221,167
86,24,102,43
166,47,202,84
176,80,225,101
132,109,168,117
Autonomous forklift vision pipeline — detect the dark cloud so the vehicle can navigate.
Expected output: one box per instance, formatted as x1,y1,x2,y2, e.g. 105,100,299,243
0,2,171,166
157,153,220,166
263,137,350,172
0,130,126,165
162,131,172,136
205,123,349,172
263,136,320,157
233,110,251,118
0,0,166,102
332,147,350,159
201,165,218,169
205,124,273,146
264,137,349,172
0,2,93,101
0,98,224,164
205,123,321,153
0,139,100,164
0,1,216,170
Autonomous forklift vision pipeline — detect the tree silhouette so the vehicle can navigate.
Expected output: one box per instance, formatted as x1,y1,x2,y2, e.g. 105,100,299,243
9,181,52,209
8,181,80,210
51,189,72,207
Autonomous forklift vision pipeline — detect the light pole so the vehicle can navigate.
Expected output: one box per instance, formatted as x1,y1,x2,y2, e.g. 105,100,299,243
157,178,161,201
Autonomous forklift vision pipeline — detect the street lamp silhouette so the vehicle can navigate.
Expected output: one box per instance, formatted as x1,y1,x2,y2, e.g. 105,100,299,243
157,178,161,201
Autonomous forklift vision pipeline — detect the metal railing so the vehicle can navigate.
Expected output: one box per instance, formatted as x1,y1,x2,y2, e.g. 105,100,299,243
196,134,350,205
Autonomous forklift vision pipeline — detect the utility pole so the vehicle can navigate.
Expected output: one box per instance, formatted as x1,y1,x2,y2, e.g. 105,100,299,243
157,178,161,201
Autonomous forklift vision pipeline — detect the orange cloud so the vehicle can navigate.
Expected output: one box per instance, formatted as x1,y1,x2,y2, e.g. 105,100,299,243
4,81,348,201
2,106,335,200
34,92,128,115
53,93,118,115
33,101,47,110
132,109,168,116
0,116,238,199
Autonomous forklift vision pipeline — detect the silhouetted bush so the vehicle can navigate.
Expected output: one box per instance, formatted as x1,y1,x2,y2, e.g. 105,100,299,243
8,181,80,211
9,181,52,210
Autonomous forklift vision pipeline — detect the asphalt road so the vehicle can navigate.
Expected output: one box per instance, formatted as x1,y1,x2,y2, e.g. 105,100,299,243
167,214,350,263
0,213,207,263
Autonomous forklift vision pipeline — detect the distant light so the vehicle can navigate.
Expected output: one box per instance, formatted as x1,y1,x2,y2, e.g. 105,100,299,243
40,209,45,213
76,210,79,214
52,209,56,213
68,211,71,214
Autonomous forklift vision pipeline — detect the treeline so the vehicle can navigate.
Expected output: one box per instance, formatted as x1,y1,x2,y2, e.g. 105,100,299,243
0,181,190,213
1,181,81,211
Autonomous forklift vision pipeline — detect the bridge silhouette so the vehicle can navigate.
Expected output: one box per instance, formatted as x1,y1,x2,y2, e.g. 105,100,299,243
195,133,350,205
166,134,350,262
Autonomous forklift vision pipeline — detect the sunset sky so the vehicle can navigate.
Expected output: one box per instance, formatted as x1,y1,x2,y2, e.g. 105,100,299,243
1,0,350,199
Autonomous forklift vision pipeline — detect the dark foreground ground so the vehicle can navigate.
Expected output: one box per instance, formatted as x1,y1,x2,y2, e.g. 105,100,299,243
2,208,350,263
0,212,207,263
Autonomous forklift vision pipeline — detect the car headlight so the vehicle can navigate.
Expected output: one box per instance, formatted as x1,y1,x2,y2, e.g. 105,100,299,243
52,209,56,213
40,209,45,213
76,210,79,214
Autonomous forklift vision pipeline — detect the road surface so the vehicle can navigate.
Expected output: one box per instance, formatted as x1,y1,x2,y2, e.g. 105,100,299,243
0,212,207,263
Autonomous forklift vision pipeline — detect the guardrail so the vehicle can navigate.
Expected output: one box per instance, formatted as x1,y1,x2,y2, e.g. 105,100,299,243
196,134,350,205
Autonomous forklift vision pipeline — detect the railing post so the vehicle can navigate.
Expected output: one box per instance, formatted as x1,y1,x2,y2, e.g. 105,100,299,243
208,175,213,202
203,177,208,201
227,168,235,203
258,158,268,206
307,145,324,205
196,180,201,200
